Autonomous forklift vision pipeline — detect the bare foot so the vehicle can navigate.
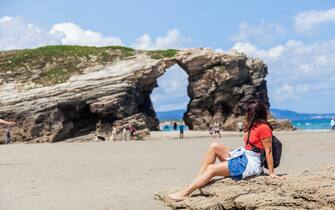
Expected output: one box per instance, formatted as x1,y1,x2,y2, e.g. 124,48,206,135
167,192,188,202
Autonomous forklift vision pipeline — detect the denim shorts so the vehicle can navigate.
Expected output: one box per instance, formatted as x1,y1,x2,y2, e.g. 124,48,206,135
228,153,248,180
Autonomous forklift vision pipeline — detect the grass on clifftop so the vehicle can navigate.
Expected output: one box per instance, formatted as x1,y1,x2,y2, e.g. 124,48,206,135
0,45,135,86
4,45,135,66
0,46,179,87
147,49,178,59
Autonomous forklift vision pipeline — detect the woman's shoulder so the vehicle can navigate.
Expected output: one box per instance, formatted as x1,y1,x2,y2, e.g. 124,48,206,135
255,123,272,131
255,123,273,139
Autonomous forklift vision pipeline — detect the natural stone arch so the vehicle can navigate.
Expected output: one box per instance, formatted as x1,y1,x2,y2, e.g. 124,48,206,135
0,47,288,143
92,48,270,138
121,48,270,133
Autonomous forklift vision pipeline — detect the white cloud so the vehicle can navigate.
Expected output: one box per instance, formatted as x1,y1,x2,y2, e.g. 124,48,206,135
231,21,286,46
0,16,61,50
155,28,184,49
0,16,123,51
231,39,335,102
296,84,311,93
273,83,294,101
131,34,152,49
153,102,188,112
50,22,122,46
232,42,286,60
294,7,335,33
0,16,186,52
0,16,13,23
131,28,187,49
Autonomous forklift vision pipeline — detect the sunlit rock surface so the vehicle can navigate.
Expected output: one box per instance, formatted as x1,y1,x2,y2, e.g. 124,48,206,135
0,46,292,143
155,166,335,210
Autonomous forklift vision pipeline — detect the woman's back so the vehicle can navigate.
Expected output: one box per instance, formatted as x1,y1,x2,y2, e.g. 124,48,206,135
244,123,272,151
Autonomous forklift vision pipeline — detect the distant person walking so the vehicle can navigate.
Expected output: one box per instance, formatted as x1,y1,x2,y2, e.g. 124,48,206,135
0,119,16,144
128,124,137,140
331,118,335,130
173,122,178,131
237,121,244,136
208,123,214,136
213,122,222,138
163,122,169,132
122,127,130,141
109,125,117,141
179,122,185,139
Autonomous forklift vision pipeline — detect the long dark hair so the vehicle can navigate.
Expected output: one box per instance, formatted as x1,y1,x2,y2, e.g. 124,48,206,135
244,99,271,132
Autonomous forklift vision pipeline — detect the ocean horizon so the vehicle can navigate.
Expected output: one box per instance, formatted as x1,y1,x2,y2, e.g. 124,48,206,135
157,109,335,131
292,118,334,130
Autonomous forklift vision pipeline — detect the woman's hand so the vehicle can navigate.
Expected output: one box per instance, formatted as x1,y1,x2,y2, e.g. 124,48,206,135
7,121,16,126
269,173,285,180
0,119,16,126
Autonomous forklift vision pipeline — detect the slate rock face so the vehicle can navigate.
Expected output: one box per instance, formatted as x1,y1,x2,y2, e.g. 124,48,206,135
155,166,335,210
0,47,292,143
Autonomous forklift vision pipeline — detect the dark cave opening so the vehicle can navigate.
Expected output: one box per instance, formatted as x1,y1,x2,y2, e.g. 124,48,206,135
71,105,100,137
54,103,100,141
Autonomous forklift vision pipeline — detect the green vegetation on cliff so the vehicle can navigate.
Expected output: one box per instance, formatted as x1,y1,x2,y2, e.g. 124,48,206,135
147,49,178,59
0,45,135,86
0,46,179,87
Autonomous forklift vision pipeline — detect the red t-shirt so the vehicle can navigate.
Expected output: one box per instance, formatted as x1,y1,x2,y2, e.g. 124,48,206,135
244,123,272,151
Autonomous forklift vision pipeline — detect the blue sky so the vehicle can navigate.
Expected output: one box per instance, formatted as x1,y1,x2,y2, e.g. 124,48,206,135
1,0,335,113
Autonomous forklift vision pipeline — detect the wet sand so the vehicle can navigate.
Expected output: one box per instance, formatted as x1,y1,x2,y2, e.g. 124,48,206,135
0,131,335,210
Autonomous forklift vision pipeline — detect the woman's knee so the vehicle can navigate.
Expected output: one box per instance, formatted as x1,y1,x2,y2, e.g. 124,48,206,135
209,142,221,152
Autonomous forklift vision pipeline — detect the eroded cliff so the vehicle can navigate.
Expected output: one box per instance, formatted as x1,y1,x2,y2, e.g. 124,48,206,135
0,46,292,143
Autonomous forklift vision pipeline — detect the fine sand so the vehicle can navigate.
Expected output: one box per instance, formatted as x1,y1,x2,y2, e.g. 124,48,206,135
0,131,335,210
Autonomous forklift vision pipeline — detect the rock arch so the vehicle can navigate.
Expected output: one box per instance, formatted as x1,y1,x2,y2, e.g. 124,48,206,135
0,48,282,143
91,48,270,139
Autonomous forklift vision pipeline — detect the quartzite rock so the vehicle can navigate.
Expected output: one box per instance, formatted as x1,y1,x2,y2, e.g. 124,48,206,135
155,166,335,210
0,47,292,143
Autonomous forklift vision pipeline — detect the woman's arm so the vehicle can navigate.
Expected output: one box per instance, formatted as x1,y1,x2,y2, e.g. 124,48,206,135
261,137,284,180
0,119,16,126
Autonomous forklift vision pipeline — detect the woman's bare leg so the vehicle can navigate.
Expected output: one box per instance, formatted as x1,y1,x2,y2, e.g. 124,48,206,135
197,143,230,177
169,162,229,201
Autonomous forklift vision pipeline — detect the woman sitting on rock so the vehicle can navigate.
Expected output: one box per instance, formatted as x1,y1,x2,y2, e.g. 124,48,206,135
168,99,283,201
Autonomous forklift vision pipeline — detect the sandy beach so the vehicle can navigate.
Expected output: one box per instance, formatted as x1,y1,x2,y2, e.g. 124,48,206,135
0,131,335,210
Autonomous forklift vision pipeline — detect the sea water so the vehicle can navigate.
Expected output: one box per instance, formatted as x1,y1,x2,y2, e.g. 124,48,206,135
292,118,334,130
159,125,189,131
159,119,334,131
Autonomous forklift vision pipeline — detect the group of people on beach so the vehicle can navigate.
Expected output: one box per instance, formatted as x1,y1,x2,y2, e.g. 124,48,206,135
161,121,185,139
109,124,138,141
208,122,222,138
207,121,244,138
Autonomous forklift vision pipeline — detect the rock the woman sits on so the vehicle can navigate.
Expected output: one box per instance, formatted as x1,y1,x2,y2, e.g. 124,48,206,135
168,100,284,202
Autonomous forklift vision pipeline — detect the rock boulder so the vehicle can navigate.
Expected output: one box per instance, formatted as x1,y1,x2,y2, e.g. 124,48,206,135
155,166,335,210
